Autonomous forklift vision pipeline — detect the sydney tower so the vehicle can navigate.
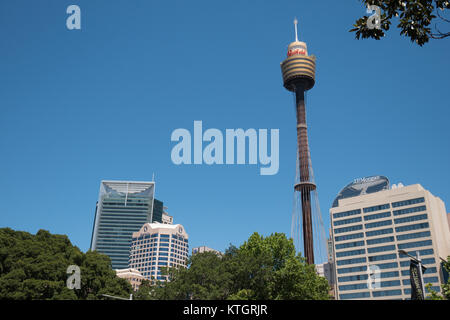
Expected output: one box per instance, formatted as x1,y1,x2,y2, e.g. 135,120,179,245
281,19,317,265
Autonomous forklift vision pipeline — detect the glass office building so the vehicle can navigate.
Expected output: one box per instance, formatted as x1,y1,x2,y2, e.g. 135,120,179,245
330,176,450,300
153,199,164,223
90,180,157,269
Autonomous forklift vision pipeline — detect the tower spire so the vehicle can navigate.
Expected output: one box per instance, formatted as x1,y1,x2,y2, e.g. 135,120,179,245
294,17,299,42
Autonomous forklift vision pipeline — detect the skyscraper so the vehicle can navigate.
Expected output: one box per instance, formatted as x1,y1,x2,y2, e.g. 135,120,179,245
153,199,164,223
330,176,450,300
128,223,189,281
90,180,156,269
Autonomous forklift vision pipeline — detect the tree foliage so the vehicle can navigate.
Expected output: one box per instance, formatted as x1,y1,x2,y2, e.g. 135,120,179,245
135,232,330,300
0,228,132,300
426,255,450,300
351,0,450,45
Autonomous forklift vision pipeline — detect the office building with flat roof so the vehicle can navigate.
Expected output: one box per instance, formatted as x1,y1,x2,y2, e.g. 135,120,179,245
192,246,221,256
330,176,450,300
90,180,159,269
129,222,189,281
116,268,144,291
162,211,173,224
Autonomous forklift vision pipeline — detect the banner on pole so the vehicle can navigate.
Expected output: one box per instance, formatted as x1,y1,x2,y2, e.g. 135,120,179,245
410,260,426,300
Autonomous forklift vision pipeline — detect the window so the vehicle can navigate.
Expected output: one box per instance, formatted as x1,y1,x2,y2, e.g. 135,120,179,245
335,233,364,242
336,257,366,266
335,240,365,250
366,228,393,237
339,283,368,291
397,240,432,250
336,249,366,258
337,265,367,274
365,220,392,229
395,222,429,233
399,257,435,267
367,245,396,254
396,231,431,241
368,253,397,262
422,258,436,265
393,205,426,216
380,280,401,287
401,267,437,276
364,211,391,221
339,292,370,300
380,271,399,278
372,289,402,297
338,274,368,282
363,204,390,213
366,236,394,245
392,197,425,208
334,216,362,226
333,209,361,219
427,286,442,293
335,224,363,234
394,214,428,224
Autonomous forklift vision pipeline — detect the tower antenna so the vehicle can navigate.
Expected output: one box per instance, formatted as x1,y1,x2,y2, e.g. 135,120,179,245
294,17,299,41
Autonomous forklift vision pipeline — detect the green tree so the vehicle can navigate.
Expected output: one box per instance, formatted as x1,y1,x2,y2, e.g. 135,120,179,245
134,280,153,300
351,0,450,45
227,232,330,300
426,256,450,300
0,228,132,300
144,232,330,300
146,251,233,300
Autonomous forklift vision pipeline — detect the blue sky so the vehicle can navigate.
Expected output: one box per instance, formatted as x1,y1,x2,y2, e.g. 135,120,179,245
1,1,449,260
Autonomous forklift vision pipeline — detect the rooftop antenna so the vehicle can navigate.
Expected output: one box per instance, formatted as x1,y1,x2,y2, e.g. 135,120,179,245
294,17,299,41
152,172,155,182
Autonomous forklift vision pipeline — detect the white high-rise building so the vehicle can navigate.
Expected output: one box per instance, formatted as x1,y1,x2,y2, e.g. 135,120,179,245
128,223,189,281
330,176,450,300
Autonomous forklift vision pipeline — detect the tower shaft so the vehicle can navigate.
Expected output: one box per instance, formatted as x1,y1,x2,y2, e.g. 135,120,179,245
295,87,315,265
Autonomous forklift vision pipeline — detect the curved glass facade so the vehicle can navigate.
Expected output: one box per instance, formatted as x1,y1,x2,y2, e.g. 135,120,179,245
332,176,390,208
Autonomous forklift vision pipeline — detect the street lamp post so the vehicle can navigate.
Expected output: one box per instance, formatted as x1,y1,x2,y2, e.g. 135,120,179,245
101,293,133,300
398,249,426,299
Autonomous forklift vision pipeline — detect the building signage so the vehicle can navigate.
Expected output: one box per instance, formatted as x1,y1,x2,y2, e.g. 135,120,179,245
287,48,306,56
353,176,381,184
410,260,426,300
